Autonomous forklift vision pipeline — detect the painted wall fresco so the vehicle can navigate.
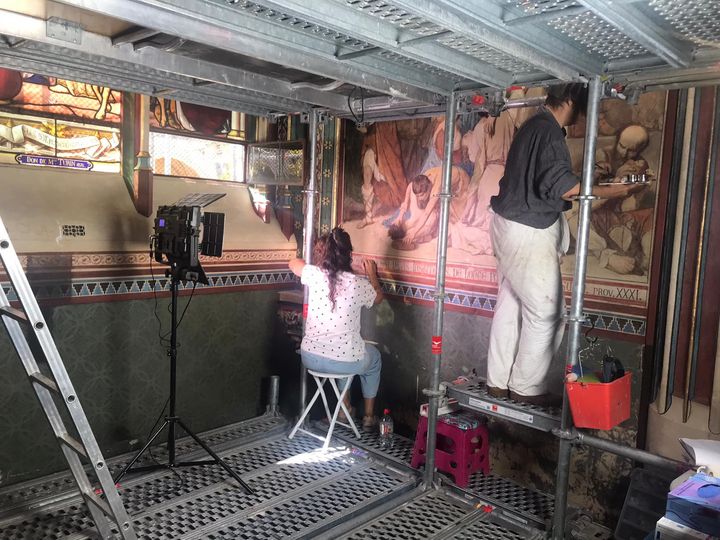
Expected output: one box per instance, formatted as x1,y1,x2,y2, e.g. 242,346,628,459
564,92,667,311
341,90,668,323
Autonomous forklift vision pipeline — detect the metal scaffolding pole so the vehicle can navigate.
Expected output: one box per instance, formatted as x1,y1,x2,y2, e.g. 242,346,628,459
551,76,603,539
299,109,321,419
559,429,690,472
424,91,457,486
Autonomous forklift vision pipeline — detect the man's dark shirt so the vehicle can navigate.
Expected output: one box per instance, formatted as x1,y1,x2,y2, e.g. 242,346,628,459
490,107,580,229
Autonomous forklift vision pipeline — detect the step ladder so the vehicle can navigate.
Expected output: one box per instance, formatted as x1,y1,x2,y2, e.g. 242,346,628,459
0,216,137,540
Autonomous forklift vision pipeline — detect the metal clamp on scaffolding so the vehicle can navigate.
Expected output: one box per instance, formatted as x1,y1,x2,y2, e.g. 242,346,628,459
422,388,446,398
563,314,589,324
431,290,448,301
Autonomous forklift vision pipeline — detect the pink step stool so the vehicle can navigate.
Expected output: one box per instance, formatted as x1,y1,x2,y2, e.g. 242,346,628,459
411,411,489,487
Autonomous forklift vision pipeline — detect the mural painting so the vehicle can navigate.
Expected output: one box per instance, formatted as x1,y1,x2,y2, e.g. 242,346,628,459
341,88,668,315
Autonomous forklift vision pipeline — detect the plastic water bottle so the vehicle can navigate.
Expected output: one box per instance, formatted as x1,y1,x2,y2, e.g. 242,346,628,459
378,409,394,450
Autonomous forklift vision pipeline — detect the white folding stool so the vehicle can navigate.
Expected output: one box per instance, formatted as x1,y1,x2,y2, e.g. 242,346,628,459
288,370,362,450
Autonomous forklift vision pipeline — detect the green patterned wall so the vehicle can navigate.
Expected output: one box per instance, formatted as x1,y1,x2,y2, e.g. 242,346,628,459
0,290,287,486
318,118,340,235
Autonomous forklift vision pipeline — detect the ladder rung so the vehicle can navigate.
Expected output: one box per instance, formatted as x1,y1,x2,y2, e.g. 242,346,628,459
29,372,60,393
58,432,88,459
82,490,113,518
0,305,28,324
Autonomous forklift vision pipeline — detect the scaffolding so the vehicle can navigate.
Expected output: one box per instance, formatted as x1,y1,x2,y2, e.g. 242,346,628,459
0,0,717,537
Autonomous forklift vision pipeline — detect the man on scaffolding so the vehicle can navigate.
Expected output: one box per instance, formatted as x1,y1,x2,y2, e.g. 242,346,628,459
486,83,645,406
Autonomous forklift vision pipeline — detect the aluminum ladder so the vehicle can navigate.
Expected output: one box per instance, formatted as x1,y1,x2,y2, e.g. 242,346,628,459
0,216,137,540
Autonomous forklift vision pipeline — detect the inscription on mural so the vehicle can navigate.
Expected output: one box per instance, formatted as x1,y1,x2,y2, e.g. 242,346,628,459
16,154,93,171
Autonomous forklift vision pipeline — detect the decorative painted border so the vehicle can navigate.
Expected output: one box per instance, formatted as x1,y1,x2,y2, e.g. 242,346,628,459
1,269,298,303
12,249,296,270
380,279,647,338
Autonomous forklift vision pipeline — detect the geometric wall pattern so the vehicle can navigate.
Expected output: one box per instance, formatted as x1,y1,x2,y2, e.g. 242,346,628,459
1,270,298,303
380,279,647,338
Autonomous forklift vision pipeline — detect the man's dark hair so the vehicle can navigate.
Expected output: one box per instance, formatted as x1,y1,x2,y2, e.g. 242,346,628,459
545,83,588,124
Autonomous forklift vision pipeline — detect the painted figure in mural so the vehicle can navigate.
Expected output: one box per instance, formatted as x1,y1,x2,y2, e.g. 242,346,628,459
420,116,463,173
358,145,386,229
385,159,470,251
361,123,408,213
289,227,384,430
486,83,645,406
566,124,656,275
387,174,434,249
450,88,526,255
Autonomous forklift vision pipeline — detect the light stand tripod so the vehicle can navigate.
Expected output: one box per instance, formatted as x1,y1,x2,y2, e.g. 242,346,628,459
114,264,253,494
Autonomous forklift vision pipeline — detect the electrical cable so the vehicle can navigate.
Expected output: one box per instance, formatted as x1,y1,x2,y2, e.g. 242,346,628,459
145,236,191,485
348,86,365,127
149,236,171,348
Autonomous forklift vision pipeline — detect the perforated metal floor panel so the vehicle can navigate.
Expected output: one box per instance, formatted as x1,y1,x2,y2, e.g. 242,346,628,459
447,382,562,432
461,472,555,528
330,419,555,529
0,415,548,539
0,415,288,520
329,423,415,465
333,488,541,540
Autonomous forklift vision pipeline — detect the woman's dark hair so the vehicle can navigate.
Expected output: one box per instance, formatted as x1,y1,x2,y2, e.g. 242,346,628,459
313,227,353,310
545,83,588,125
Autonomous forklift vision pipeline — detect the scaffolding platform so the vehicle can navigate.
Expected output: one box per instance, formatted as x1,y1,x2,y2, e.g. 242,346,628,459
331,423,554,532
447,381,562,432
0,415,545,539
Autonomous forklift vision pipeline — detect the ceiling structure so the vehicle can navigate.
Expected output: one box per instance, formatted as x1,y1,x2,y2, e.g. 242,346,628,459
0,0,717,119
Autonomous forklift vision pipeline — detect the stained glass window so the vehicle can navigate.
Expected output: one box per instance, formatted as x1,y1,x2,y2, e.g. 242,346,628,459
0,111,121,172
149,98,230,137
0,70,121,172
149,131,245,182
0,70,121,123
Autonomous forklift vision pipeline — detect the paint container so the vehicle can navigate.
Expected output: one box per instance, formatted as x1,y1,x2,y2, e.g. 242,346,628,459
565,371,632,430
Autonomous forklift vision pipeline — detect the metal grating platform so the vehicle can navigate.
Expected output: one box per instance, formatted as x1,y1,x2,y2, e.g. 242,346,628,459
512,0,582,15
340,489,471,539
0,415,288,518
460,471,555,527
348,0,541,74
0,414,548,539
328,423,415,465
650,0,720,45
447,381,562,432
330,417,555,529
335,488,540,540
549,11,648,59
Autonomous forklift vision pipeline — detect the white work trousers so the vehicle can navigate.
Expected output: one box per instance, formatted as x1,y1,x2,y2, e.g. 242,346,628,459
486,214,566,396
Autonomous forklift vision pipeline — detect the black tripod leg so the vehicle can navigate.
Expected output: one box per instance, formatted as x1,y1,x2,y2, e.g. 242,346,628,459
176,419,254,494
114,419,169,484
